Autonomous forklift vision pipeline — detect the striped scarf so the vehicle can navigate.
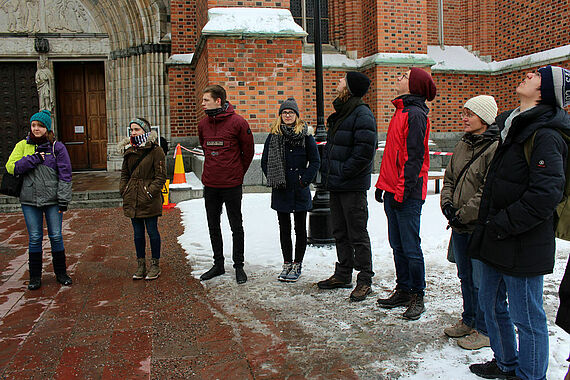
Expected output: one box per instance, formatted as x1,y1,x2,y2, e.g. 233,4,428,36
130,132,150,147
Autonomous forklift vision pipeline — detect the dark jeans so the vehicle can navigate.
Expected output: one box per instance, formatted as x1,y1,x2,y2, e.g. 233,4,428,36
383,192,425,295
452,231,487,335
21,204,64,254
277,211,307,263
131,216,161,259
330,191,374,286
204,185,244,268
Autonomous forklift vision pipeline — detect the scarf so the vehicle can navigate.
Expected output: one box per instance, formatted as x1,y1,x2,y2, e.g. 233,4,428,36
28,133,48,145
327,96,365,137
130,132,150,147
205,102,229,117
266,124,308,189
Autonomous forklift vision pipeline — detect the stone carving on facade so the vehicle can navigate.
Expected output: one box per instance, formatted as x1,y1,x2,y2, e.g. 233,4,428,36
35,55,54,111
0,0,98,33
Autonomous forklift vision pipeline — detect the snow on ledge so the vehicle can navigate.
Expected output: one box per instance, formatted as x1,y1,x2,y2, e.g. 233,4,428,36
202,8,307,38
302,52,434,70
167,53,194,65
429,45,570,74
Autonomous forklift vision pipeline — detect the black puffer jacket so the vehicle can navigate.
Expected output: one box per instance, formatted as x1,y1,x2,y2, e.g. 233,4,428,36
320,103,378,191
468,105,570,276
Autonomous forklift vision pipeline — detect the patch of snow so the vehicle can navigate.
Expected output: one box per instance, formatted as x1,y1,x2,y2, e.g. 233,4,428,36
167,54,194,65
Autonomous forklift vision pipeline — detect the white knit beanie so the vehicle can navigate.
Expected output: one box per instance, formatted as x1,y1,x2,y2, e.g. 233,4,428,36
464,95,498,126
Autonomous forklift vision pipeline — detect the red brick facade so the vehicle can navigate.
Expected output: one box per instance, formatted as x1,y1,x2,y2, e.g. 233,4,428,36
168,0,569,140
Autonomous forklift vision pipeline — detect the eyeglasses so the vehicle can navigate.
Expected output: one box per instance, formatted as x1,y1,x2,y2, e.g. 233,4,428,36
461,110,476,118
281,111,296,116
399,73,409,80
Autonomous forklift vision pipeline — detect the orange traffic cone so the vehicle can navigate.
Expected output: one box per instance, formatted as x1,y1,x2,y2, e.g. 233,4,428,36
172,144,186,184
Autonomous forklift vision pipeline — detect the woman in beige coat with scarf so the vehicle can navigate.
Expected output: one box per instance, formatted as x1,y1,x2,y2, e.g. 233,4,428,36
119,118,166,280
440,95,499,350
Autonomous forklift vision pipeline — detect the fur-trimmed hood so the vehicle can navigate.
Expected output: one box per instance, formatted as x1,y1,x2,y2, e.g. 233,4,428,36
117,130,158,154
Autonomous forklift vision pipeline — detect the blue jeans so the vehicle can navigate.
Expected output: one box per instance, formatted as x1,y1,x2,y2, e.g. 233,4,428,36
21,204,64,253
478,262,548,380
452,231,487,335
383,193,425,294
131,217,161,259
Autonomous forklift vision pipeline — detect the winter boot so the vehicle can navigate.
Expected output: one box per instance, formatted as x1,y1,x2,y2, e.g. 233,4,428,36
377,288,411,309
133,258,146,280
235,266,248,284
457,331,491,350
350,284,372,302
200,265,225,281
469,359,518,379
317,275,352,289
403,293,425,320
444,319,475,338
28,251,42,290
285,262,302,282
52,250,72,286
278,262,292,282
145,258,161,280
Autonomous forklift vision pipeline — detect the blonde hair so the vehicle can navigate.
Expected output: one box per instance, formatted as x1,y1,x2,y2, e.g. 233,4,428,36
337,86,351,102
269,116,305,135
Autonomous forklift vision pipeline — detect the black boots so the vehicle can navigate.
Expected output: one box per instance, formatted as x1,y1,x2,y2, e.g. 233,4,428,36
52,251,72,286
28,251,42,290
377,288,412,309
200,265,225,281
235,266,247,284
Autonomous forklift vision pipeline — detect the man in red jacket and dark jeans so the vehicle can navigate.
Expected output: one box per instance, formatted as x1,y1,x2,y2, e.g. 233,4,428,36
375,68,436,320
198,85,254,284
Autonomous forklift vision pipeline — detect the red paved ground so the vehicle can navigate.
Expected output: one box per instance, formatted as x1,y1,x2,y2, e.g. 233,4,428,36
0,208,357,379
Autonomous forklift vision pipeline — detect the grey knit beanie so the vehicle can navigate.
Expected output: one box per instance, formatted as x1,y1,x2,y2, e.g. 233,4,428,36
279,98,300,116
537,65,570,108
464,95,498,125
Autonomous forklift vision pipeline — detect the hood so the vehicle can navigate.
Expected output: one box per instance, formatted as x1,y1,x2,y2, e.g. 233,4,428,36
117,130,158,154
206,102,236,121
392,94,429,114
462,123,500,145
497,105,570,144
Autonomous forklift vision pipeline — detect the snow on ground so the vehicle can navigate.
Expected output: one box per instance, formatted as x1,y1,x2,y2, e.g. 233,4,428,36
178,175,570,379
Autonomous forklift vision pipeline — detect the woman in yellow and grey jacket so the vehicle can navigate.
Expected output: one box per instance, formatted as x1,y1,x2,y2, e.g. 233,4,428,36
119,118,166,281
440,95,499,350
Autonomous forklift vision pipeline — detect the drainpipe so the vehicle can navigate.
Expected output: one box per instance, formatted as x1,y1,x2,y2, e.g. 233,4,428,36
438,0,444,49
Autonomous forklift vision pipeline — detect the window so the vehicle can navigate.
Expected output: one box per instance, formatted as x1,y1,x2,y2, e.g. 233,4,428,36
290,0,329,44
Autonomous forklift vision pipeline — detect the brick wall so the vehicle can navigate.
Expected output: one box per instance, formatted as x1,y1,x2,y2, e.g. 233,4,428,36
377,0,427,54
171,0,198,54
169,67,198,138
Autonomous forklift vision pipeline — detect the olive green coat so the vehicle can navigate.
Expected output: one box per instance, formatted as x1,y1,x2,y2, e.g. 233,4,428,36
440,125,499,232
119,131,166,218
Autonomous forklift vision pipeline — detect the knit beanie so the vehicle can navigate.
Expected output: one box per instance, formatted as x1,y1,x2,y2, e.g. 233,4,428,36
409,68,437,101
279,98,300,116
537,65,570,108
346,71,371,97
464,95,498,126
130,117,151,133
30,110,52,131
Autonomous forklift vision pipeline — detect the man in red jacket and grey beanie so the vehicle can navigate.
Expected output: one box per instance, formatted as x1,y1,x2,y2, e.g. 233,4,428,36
375,67,437,320
198,84,254,284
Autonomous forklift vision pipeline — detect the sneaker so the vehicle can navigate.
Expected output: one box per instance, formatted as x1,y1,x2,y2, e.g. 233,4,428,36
377,288,411,309
458,331,491,350
444,319,475,338
278,262,292,282
28,277,41,290
200,265,225,281
236,267,247,284
317,275,352,289
145,258,161,280
56,273,73,286
285,262,302,282
133,258,146,280
469,359,518,379
402,293,425,320
350,283,371,302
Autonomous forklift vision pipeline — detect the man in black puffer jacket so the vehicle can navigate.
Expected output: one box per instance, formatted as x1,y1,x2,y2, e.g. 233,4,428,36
317,71,378,303
468,66,570,380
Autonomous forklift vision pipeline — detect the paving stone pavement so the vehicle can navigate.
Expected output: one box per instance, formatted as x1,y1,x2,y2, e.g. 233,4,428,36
0,207,357,379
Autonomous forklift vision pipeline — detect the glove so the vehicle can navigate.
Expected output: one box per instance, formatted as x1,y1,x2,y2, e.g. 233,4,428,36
448,216,465,230
58,205,68,213
375,189,384,203
29,153,44,164
442,204,457,221
390,197,403,210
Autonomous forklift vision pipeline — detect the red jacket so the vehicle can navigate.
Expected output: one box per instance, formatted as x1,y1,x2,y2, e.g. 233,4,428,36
198,103,254,188
376,95,430,202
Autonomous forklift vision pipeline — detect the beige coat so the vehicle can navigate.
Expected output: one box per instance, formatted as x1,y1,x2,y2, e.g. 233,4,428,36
440,125,499,232
118,131,166,218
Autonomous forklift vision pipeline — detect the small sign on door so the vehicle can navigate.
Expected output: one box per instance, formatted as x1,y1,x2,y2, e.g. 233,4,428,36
74,126,85,134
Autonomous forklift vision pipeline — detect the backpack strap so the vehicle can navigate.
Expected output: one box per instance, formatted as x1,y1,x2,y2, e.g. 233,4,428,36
128,148,152,178
523,131,538,164
456,139,496,184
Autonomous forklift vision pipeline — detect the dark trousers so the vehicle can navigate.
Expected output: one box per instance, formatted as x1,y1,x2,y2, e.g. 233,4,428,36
131,216,161,259
330,191,374,286
277,211,307,263
204,185,244,268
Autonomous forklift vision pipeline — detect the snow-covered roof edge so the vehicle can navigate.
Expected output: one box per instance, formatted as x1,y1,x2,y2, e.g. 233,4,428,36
202,8,307,39
167,53,195,65
302,52,435,70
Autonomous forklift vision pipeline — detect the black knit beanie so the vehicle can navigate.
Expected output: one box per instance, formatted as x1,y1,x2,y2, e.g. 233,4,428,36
346,72,371,97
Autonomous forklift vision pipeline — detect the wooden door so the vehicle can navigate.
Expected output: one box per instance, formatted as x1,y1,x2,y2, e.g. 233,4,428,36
0,63,39,172
55,62,107,170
